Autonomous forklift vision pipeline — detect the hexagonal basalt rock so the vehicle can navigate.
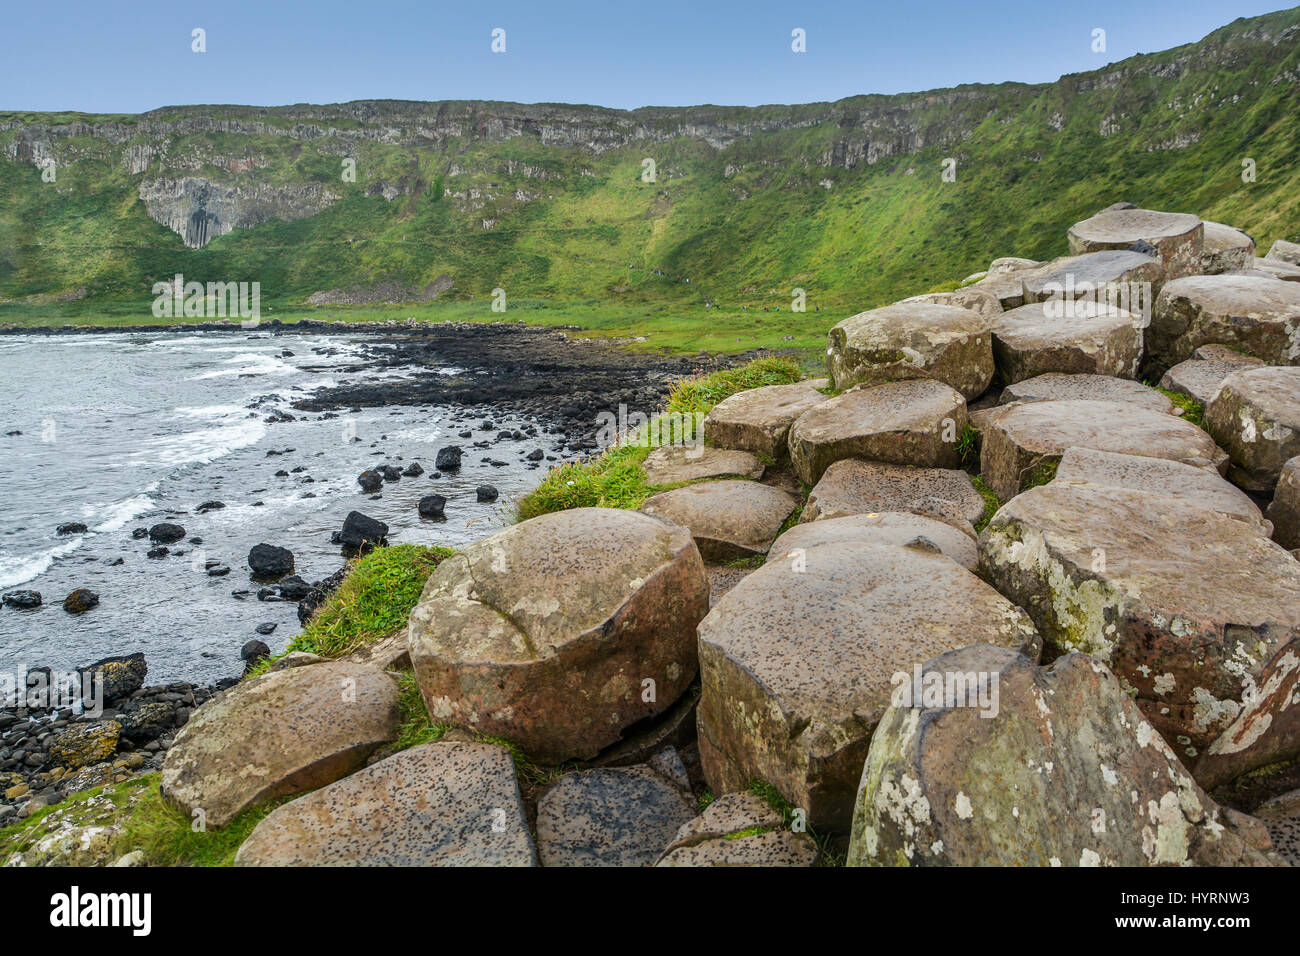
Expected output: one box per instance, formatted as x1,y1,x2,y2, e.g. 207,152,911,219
826,302,993,399
898,287,1003,318
1019,250,1164,306
1149,275,1300,370
640,479,797,562
1204,365,1300,492
990,300,1144,383
978,481,1300,764
787,380,966,486
1266,239,1300,266
234,741,536,866
702,378,829,459
847,646,1276,867
1268,456,1300,550
979,399,1227,501
640,444,764,485
1159,350,1265,406
406,508,708,763
999,373,1174,415
1067,207,1203,279
160,662,401,828
1201,222,1257,274
773,511,978,570
696,540,1041,831
801,458,985,529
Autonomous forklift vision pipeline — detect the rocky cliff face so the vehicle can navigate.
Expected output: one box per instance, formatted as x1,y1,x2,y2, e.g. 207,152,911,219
137,178,337,248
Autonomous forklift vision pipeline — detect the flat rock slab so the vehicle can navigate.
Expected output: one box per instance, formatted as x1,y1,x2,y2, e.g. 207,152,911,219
1159,352,1265,406
999,372,1174,415
640,479,797,561
656,793,820,866
407,507,708,763
899,288,1003,317
1067,207,1204,278
536,752,696,867
773,512,978,570
847,646,1276,867
801,458,985,529
697,540,1041,831
641,444,764,485
1055,446,1270,534
1019,250,1164,305
788,380,966,486
979,481,1300,768
1150,275,1300,369
980,398,1228,501
1204,366,1300,491
1201,221,1257,274
1266,239,1300,266
826,302,993,399
1242,257,1300,282
160,662,401,828
703,379,829,459
990,301,1144,383
1268,456,1300,549
234,742,536,866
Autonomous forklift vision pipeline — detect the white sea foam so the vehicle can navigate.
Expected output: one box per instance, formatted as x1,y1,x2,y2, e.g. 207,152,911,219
130,420,266,467
0,539,82,590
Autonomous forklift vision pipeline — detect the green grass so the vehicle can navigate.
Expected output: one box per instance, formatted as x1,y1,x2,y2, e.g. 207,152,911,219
1026,459,1059,489
1155,386,1206,428
747,779,845,867
955,422,980,469
970,475,1002,533
392,670,452,751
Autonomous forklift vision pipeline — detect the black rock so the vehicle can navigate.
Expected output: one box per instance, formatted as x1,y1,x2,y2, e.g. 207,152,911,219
477,485,499,503
119,702,175,742
63,589,99,614
339,511,389,550
379,465,402,482
527,448,545,461
240,640,271,664
146,546,169,559
434,446,462,471
298,566,349,625
56,522,88,535
2,590,41,609
131,527,149,539
148,523,186,543
1129,238,1159,256
80,652,147,702
254,622,277,636
248,543,295,578
402,462,424,477
195,500,225,513
276,574,312,601
207,565,231,577
357,469,383,492
418,495,447,519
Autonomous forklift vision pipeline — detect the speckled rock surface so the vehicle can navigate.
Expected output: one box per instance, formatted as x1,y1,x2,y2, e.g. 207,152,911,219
978,481,1300,767
990,300,1144,383
847,645,1277,867
640,479,797,561
964,271,1029,310
979,399,1227,501
999,373,1175,415
788,380,966,486
702,379,829,459
1268,456,1300,549
1159,352,1265,406
406,508,707,763
1019,250,1164,305
1067,207,1203,278
160,661,400,828
1054,446,1271,534
1252,790,1300,867
1204,365,1300,491
1149,274,1300,369
697,540,1041,831
536,750,696,867
234,741,536,866
340,628,411,672
825,302,993,399
1200,222,1257,274
657,821,819,867
774,512,978,570
641,444,764,485
801,459,985,528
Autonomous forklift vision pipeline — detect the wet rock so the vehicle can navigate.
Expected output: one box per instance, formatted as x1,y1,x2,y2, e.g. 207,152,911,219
434,446,462,471
195,500,225,513
1204,365,1300,491
148,523,186,543
62,589,99,614
357,469,382,492
640,479,797,561
240,639,271,665
255,622,277,636
2,590,41,609
275,574,312,600
476,485,498,503
56,522,88,535
702,378,829,459
418,494,447,519
339,511,388,550
79,653,147,702
402,462,424,477
248,543,295,578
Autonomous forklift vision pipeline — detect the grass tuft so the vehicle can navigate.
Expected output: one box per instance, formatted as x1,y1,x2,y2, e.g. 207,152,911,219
970,475,1001,532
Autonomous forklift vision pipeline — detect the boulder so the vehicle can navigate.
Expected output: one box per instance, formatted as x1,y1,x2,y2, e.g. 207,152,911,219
787,380,966,486
772,512,978,570
1243,257,1300,282
1204,365,1300,491
1067,206,1204,279
49,721,121,770
56,522,88,535
1266,239,1300,266
1149,274,1300,369
418,495,447,519
641,444,764,485
640,480,797,561
979,399,1227,501
847,645,1275,866
248,543,294,578
989,300,1144,383
703,378,829,459
801,458,985,529
1054,446,1270,534
964,271,1029,310
1267,456,1300,549
476,485,499,503
1251,791,1300,867
697,539,1040,830
1019,250,1163,308
148,523,186,543
999,372,1174,415
119,702,176,742
1201,222,1257,274
2,589,42,609
406,508,708,763
160,661,401,828
234,742,536,866
656,792,819,867
79,653,147,702
898,288,1003,317
536,750,696,867
988,256,1042,274
826,302,993,399
434,446,462,471
357,470,382,492
979,481,1300,763
1159,350,1265,406
62,589,99,614
339,511,388,550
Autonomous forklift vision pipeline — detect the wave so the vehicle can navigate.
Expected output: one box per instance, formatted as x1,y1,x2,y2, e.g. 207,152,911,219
129,420,266,467
0,538,82,590
92,485,160,533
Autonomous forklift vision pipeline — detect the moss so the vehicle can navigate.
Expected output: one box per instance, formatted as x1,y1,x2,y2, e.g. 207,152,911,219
970,475,1002,532
1155,386,1206,428
1026,458,1058,488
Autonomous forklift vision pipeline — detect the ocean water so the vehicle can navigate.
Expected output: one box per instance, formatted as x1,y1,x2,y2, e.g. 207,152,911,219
0,330,566,684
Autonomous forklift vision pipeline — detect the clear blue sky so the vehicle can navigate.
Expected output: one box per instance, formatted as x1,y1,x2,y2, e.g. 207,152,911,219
1,0,1289,113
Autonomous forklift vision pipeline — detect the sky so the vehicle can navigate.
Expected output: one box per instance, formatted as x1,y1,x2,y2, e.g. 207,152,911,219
0,0,1290,113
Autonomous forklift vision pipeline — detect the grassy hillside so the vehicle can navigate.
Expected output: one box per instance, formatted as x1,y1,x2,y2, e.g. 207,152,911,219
1,7,1298,348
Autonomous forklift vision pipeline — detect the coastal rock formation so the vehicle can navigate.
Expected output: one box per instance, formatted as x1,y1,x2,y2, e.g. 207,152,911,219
656,791,819,866
1149,275,1300,370
801,458,985,528
640,479,797,561
703,378,829,458
1067,206,1204,279
1204,365,1300,491
640,444,764,485
989,300,1144,383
